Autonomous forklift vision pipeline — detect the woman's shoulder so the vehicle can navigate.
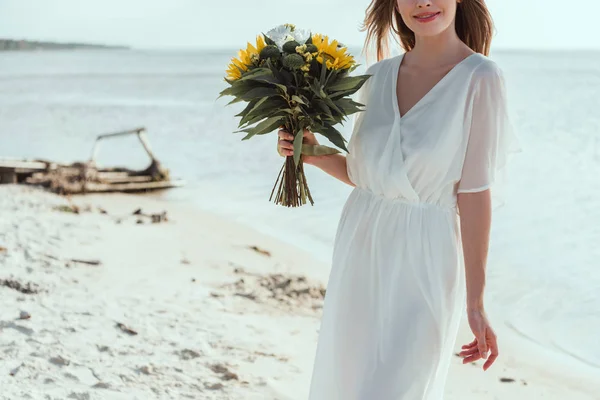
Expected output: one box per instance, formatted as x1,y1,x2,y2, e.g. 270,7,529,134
468,53,505,81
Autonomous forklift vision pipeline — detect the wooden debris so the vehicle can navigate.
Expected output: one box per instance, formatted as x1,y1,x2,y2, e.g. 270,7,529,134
235,292,257,301
247,245,271,257
0,279,40,294
115,322,138,336
70,259,102,266
132,208,168,224
210,363,239,381
223,271,326,312
54,204,80,214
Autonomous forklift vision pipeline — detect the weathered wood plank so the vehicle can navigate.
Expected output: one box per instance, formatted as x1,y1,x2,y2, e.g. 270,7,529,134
0,160,47,170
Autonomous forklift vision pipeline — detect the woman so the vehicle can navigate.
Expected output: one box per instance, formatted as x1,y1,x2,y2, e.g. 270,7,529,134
277,0,521,398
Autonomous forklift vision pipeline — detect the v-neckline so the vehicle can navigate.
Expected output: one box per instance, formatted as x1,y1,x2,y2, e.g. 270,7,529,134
393,52,478,121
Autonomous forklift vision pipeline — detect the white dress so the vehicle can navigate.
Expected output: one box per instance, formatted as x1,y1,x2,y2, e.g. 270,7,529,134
308,53,522,399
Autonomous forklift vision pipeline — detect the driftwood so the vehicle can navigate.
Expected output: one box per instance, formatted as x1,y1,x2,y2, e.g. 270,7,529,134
0,127,185,194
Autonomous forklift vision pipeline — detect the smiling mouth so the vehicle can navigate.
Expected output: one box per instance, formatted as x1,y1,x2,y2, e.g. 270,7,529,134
414,12,441,21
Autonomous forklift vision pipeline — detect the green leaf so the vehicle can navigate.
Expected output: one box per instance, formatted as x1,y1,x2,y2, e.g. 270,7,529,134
293,126,304,167
219,79,261,100
268,109,295,118
309,80,327,99
329,88,360,100
240,86,280,101
319,58,328,86
334,98,363,115
262,33,277,46
291,95,306,105
235,97,261,118
237,96,269,126
301,144,340,156
235,116,285,140
322,96,343,115
316,125,348,152
226,96,244,105
238,68,274,82
239,97,288,127
327,75,370,92
313,100,332,118
305,34,313,45
245,75,288,94
274,83,288,94
323,68,339,87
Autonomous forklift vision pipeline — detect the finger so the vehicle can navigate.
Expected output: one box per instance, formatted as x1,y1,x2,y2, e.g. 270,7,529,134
462,353,482,364
458,347,479,357
483,352,498,371
477,332,488,359
483,336,499,371
461,339,477,349
278,130,292,140
279,142,294,150
461,344,478,352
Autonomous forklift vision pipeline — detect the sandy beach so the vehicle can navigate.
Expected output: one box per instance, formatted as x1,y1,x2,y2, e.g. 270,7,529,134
1,184,598,400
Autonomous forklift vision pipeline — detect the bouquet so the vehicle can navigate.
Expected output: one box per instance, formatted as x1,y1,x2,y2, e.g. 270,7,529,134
218,23,371,207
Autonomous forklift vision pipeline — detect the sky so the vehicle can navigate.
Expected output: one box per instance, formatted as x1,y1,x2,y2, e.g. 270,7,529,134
0,0,598,51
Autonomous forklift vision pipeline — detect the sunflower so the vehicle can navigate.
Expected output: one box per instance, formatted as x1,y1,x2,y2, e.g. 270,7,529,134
226,35,267,81
312,33,355,70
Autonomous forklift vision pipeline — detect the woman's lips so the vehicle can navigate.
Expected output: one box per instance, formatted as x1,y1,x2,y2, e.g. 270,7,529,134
414,12,441,23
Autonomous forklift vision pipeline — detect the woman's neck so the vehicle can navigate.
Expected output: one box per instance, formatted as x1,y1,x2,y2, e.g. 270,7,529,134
408,24,471,67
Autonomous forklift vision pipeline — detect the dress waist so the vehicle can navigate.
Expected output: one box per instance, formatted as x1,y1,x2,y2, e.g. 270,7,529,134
353,186,457,212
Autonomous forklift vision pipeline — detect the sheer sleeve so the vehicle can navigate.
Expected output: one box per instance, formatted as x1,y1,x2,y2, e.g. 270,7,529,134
346,63,378,185
457,63,523,209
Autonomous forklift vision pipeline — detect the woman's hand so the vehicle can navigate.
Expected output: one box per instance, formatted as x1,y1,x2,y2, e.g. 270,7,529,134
277,126,320,165
459,308,499,371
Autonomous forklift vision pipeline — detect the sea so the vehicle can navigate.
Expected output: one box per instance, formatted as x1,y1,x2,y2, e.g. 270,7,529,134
1,48,599,374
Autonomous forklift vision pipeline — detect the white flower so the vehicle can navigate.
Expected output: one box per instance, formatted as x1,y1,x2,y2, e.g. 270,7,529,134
266,25,293,48
290,29,310,45
266,25,310,48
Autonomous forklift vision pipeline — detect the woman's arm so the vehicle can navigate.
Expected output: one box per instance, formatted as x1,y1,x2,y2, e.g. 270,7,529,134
457,188,499,370
306,154,355,187
457,189,492,311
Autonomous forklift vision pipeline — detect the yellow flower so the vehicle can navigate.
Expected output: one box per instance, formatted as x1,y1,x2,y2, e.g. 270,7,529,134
312,33,355,70
226,35,267,81
295,44,307,54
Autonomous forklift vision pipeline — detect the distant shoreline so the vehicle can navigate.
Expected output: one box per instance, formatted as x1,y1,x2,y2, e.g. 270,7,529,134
0,39,129,51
